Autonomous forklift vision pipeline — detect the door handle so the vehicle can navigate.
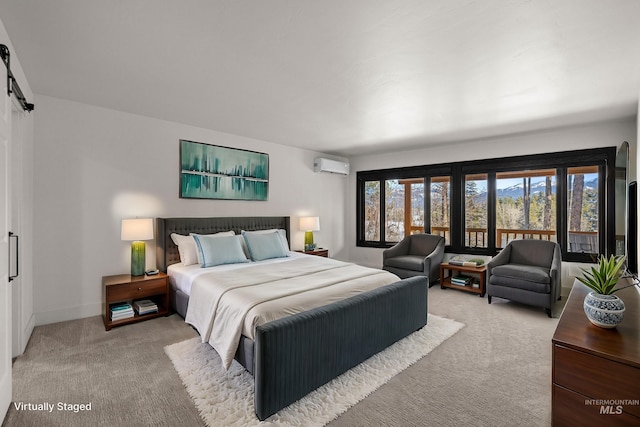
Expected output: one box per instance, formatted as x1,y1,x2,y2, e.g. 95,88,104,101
8,231,18,281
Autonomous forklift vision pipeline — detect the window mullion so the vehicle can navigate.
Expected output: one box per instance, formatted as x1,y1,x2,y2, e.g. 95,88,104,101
424,177,430,234
451,166,464,252
379,179,386,245
487,172,497,254
557,168,568,259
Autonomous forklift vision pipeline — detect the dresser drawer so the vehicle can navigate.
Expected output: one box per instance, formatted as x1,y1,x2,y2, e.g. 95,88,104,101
554,344,640,418
107,278,167,301
553,384,640,427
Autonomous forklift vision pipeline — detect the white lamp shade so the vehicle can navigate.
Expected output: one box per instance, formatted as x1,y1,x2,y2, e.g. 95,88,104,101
121,218,154,241
299,216,320,231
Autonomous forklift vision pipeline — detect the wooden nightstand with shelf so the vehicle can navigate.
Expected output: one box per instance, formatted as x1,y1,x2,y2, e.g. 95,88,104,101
296,248,329,258
103,272,170,331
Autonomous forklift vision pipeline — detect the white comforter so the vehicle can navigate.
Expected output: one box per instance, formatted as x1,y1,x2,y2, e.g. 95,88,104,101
184,255,400,369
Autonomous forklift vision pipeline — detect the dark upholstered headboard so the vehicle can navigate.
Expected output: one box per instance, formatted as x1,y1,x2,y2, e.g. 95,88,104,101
156,216,290,272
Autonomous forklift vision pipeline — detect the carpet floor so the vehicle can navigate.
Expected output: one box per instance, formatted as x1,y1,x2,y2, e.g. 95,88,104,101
165,314,463,426
2,285,563,427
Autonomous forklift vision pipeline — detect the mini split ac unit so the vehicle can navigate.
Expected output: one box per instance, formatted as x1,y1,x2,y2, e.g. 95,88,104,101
314,158,350,175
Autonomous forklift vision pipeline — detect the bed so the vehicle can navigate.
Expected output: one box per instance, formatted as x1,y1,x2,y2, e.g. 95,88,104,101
156,216,428,420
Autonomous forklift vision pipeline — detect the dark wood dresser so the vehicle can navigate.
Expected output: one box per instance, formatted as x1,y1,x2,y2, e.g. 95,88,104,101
552,280,640,426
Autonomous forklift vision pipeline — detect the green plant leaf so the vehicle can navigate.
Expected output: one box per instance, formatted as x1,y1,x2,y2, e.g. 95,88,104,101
576,254,625,295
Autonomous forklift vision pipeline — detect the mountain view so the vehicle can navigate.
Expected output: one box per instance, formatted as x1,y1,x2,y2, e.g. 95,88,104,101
492,176,598,200
463,176,598,201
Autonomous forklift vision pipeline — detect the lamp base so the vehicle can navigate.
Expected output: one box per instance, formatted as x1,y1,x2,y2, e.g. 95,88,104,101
304,231,315,251
131,241,146,276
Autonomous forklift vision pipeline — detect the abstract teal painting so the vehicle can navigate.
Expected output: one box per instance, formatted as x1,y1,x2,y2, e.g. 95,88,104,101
180,140,269,201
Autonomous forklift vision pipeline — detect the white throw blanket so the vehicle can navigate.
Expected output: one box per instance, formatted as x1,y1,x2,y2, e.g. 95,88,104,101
185,256,400,369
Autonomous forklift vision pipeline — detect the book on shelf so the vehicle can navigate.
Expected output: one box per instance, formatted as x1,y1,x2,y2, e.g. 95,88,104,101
451,275,473,286
447,255,485,267
111,304,134,320
134,299,158,315
111,312,134,321
111,302,132,312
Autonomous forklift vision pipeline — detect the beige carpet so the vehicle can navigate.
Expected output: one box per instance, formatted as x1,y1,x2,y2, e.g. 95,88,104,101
2,286,562,427
165,314,463,426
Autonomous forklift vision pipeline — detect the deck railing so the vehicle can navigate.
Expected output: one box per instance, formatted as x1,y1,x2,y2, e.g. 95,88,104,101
405,225,597,251
496,229,556,247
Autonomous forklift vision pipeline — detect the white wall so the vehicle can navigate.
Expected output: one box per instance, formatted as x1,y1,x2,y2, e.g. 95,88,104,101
347,118,638,291
33,95,349,325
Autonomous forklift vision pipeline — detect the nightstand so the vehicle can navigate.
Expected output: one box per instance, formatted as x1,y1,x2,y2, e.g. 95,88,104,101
102,272,170,331
296,248,329,258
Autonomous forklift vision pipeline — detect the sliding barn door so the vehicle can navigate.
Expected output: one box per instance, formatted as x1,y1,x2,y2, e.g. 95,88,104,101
0,60,12,419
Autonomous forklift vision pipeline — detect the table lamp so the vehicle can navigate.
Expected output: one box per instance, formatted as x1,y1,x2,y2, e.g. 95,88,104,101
121,218,154,276
299,216,320,251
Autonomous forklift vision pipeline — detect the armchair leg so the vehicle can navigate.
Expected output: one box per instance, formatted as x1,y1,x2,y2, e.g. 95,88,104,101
545,308,552,318
487,295,492,304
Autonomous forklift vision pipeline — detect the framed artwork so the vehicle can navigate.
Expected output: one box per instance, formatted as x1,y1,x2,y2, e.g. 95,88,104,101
179,139,269,201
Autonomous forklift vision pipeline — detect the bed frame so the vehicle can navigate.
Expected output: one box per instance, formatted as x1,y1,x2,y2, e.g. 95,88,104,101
156,216,428,420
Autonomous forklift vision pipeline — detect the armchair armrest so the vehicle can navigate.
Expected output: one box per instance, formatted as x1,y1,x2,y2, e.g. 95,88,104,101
487,245,511,277
422,238,445,274
383,237,410,261
549,243,562,299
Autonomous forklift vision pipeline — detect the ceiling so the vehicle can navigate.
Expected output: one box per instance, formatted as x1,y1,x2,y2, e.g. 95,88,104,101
1,1,639,156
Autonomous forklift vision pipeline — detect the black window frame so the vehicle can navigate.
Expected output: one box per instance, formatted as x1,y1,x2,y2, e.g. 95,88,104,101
356,147,617,263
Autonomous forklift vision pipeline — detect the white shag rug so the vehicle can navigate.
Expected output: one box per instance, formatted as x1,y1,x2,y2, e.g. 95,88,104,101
165,314,464,426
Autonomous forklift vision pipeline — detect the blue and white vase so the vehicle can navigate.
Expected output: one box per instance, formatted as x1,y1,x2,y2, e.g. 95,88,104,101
583,292,625,329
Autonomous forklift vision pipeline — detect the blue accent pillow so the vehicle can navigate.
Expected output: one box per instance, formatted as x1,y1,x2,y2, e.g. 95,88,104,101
241,230,289,261
192,234,249,267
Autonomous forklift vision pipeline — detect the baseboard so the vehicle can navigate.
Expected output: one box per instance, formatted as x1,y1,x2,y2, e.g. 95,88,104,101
34,302,102,326
22,313,35,352
12,313,36,357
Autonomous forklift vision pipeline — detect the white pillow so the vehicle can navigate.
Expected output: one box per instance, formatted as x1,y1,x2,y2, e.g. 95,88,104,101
171,231,234,265
192,234,248,267
170,233,199,266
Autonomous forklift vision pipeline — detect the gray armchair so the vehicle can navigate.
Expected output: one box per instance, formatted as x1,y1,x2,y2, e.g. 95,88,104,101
487,239,561,317
383,234,445,286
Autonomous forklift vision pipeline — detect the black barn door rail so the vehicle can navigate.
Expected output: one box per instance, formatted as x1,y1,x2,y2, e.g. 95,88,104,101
0,44,34,112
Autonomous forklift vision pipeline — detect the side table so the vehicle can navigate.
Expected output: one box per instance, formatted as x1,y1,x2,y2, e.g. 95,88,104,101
440,263,486,297
103,272,170,331
295,248,329,258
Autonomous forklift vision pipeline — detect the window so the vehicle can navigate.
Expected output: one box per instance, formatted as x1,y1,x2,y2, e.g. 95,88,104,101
363,180,380,241
385,179,405,242
495,169,557,247
465,174,488,248
567,166,599,254
380,178,426,243
430,176,450,244
356,147,616,262
399,178,426,237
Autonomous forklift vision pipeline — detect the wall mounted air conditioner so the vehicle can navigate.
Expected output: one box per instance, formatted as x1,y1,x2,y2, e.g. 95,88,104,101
314,157,350,175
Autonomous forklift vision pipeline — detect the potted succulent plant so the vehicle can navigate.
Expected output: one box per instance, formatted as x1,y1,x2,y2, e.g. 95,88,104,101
577,255,629,328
